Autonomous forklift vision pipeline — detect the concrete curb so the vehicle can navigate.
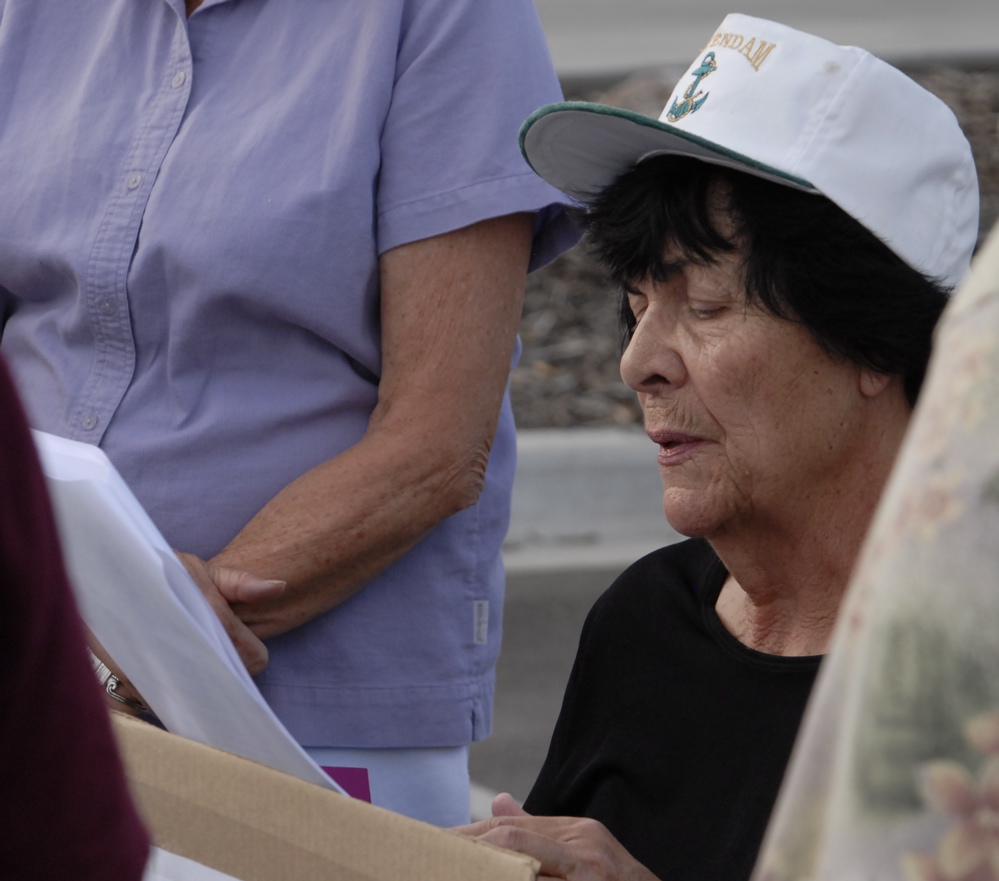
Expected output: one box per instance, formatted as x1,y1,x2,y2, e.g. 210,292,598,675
503,427,681,574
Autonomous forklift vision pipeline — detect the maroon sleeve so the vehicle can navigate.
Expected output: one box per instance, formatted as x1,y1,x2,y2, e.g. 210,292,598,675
0,357,151,878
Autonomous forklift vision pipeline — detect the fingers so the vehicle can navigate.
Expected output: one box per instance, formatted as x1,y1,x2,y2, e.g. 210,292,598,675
473,824,577,880
212,567,286,604
175,551,272,675
492,792,529,818
221,614,270,676
453,814,555,838
175,550,285,603
451,816,658,881
459,815,593,837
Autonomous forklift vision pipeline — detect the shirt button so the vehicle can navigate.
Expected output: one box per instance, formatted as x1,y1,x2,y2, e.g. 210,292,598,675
126,173,142,190
82,413,98,431
172,70,186,88
100,298,115,315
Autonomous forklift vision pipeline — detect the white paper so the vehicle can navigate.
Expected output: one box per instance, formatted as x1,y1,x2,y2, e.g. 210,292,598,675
143,848,242,881
33,431,342,793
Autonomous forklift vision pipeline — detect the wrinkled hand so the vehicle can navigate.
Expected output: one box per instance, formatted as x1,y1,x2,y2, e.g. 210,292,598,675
175,551,286,675
453,794,659,881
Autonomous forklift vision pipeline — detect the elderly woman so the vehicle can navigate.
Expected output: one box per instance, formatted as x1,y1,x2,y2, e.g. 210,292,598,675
458,13,979,881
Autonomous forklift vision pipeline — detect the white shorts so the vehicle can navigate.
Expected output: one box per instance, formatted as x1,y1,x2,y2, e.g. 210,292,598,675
304,744,471,827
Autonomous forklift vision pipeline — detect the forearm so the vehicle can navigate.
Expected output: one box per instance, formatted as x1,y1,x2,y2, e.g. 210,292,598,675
212,213,533,639
211,421,495,637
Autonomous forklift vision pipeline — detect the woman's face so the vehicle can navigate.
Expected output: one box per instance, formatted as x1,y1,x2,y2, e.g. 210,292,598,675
621,245,874,539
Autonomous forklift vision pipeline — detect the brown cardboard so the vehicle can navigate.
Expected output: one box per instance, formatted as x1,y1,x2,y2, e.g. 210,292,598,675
111,714,538,881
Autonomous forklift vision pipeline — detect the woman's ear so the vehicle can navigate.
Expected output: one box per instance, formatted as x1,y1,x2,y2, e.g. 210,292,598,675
859,368,893,398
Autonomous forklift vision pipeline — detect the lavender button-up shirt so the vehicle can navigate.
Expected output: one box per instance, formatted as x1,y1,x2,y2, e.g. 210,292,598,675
0,0,576,747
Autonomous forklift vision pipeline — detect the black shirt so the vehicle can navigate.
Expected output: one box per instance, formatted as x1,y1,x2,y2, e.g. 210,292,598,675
524,538,820,881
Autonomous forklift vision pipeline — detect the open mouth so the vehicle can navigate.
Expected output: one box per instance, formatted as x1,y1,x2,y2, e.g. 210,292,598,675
648,431,708,464
649,431,703,448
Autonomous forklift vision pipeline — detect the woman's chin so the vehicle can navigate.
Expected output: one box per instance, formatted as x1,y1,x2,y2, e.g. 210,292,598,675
664,516,713,539
662,492,729,539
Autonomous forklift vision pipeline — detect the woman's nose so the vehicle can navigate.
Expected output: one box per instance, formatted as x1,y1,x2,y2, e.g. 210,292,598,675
619,316,686,393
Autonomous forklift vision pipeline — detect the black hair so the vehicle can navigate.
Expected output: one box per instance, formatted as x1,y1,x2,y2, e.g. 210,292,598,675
579,155,951,407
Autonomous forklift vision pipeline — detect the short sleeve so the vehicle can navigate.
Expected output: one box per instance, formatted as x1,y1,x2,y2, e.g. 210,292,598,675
376,0,578,268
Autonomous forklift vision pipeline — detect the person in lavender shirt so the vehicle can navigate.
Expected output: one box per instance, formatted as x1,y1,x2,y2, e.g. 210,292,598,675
0,0,576,825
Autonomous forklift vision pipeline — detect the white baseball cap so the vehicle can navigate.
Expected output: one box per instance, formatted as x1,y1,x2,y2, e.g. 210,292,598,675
520,14,979,289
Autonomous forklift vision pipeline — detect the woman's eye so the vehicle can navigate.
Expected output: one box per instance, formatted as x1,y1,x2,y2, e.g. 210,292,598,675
626,297,647,323
691,305,724,319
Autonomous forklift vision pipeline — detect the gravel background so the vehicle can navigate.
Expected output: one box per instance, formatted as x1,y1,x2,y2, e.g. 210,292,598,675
512,61,999,429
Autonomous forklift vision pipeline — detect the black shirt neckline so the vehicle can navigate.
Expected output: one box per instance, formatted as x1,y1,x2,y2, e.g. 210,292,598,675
697,546,824,671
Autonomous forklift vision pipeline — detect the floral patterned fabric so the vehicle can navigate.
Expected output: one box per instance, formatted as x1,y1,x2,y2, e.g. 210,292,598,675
753,221,999,881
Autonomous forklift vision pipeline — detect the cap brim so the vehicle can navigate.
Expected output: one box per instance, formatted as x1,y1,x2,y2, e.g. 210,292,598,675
520,101,815,203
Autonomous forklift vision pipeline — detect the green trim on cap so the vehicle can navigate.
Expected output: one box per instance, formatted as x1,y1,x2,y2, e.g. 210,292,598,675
519,101,816,195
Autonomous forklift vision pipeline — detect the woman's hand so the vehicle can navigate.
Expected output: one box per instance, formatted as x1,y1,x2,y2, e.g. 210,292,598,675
175,551,285,675
85,556,283,720
453,794,660,881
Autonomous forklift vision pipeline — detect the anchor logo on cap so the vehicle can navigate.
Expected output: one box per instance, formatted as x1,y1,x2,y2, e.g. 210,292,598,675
667,52,717,122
